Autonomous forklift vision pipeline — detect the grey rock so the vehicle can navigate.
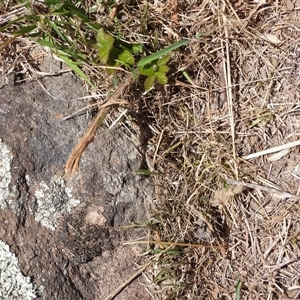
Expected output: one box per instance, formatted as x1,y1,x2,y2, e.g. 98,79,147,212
0,59,153,299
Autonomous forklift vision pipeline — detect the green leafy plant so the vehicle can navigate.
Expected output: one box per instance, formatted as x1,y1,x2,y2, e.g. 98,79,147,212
136,39,190,90
96,28,138,69
138,55,170,91
1,0,189,90
96,31,189,90
137,39,189,67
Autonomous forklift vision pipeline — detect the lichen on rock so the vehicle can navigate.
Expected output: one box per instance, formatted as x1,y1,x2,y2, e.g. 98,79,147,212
34,175,79,230
0,240,37,300
0,138,13,209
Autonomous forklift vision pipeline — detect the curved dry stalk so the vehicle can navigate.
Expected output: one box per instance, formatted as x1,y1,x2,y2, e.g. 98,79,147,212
65,80,133,177
65,105,109,177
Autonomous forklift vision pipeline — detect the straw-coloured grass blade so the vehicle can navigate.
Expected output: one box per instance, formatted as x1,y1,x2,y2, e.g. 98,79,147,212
65,80,132,177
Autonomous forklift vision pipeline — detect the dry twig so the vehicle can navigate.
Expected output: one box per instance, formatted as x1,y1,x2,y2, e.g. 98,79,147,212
226,177,298,199
65,79,133,177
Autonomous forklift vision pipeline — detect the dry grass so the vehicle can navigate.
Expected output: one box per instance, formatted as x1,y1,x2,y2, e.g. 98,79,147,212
1,0,300,299
139,1,300,299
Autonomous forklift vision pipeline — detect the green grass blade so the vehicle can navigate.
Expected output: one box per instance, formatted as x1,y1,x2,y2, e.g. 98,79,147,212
49,21,72,45
14,25,38,36
137,39,189,67
37,38,88,61
59,55,94,87
182,71,194,85
0,15,37,33
235,279,242,300
37,39,93,86
37,39,62,54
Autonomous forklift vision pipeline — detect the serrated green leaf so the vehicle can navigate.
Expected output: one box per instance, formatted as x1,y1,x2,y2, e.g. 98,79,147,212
132,44,143,54
97,28,115,64
97,28,113,47
137,39,189,67
144,75,156,91
118,50,135,66
155,71,168,85
138,65,156,76
157,55,171,66
158,64,170,73
152,63,159,72
98,47,109,64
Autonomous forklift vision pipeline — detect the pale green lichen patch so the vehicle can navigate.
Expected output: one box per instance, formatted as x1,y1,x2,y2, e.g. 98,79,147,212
0,240,37,300
0,139,13,209
34,175,79,230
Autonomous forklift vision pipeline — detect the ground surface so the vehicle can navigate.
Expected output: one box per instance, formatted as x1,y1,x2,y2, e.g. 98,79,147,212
1,1,300,299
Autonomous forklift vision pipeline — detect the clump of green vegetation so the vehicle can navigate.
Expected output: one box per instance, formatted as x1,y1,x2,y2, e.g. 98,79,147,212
0,0,102,85
96,27,141,69
96,27,189,90
138,55,170,91
1,0,188,90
